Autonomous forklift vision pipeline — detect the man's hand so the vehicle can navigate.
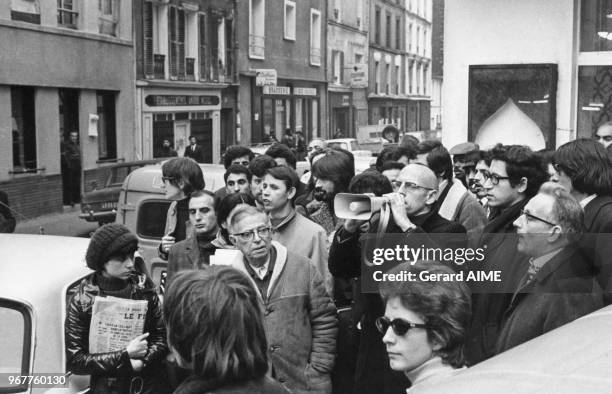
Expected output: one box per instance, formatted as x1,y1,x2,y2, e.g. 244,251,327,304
130,359,145,372
126,333,149,359
160,235,176,253
344,218,368,234
383,192,416,232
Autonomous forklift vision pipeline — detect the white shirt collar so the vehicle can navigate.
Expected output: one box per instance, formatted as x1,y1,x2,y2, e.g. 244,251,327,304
580,194,597,208
248,258,271,280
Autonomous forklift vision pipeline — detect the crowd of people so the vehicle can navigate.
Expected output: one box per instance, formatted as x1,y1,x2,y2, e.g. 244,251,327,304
65,126,612,393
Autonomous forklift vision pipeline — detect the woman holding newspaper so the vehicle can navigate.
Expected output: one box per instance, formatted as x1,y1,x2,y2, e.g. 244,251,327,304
65,224,169,394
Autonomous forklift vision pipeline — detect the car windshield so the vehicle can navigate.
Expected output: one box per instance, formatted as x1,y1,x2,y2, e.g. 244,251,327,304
351,141,360,151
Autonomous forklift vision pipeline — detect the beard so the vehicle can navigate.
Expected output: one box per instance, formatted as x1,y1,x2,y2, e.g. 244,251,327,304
313,187,334,202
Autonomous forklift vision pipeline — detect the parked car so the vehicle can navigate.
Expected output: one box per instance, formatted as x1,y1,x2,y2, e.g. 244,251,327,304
324,138,375,174
79,159,163,225
0,234,91,393
419,304,612,393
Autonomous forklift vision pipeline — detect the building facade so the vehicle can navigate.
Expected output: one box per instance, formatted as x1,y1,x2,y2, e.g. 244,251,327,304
134,0,237,163
368,0,431,132
443,0,608,150
430,0,443,130
327,0,369,138
0,0,134,217
237,0,328,144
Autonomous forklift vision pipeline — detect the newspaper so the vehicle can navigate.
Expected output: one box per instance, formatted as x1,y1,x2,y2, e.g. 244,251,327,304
88,296,148,354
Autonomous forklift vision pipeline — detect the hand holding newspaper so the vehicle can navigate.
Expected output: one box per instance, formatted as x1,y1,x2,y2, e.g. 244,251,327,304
89,296,148,354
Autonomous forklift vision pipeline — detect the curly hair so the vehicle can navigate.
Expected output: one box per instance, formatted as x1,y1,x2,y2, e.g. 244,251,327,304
222,145,255,169
379,261,471,368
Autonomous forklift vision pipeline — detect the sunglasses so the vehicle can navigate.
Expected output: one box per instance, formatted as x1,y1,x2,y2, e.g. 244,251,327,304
375,316,431,336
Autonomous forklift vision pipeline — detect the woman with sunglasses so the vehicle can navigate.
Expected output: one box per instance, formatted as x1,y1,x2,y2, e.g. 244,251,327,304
377,260,471,392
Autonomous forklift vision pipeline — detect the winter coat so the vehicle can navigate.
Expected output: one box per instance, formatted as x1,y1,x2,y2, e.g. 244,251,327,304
227,241,338,394
495,246,603,354
271,209,333,296
65,272,169,394
173,375,289,394
581,195,612,304
167,233,219,282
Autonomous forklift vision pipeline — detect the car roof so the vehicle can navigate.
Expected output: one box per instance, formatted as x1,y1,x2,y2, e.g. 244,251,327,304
420,305,612,393
327,138,357,144
0,234,91,304
123,163,227,194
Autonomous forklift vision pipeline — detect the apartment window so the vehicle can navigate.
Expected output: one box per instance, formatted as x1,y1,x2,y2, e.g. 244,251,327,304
58,0,78,29
386,63,391,94
423,29,427,56
284,0,296,40
395,65,400,94
581,0,612,51
97,91,117,160
11,0,40,24
375,61,380,93
423,65,428,94
395,17,401,50
332,50,344,84
11,87,36,172
416,26,420,54
416,63,421,94
408,23,412,51
385,12,391,47
99,0,118,36
249,0,265,58
375,7,381,44
332,0,340,21
168,6,186,80
310,9,322,66
408,61,413,93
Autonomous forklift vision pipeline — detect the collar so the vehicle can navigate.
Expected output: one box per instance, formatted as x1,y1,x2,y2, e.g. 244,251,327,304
270,208,297,231
247,257,272,280
410,209,435,227
580,194,597,208
529,247,563,274
405,356,462,390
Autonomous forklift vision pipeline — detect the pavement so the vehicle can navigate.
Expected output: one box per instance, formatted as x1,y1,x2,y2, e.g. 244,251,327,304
14,204,99,238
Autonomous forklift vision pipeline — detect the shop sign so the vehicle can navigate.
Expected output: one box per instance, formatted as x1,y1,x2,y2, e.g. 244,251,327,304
294,87,317,96
341,95,351,106
263,86,291,95
255,69,278,86
350,64,368,88
145,95,220,107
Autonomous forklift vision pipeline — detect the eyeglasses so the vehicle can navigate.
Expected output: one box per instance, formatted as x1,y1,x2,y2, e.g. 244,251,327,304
391,180,433,192
161,176,175,183
231,226,272,242
375,316,431,336
520,209,558,227
482,171,510,186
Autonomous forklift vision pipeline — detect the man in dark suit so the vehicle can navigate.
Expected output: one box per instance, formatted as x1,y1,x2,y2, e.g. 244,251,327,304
552,138,612,304
183,135,205,163
167,190,219,282
0,190,16,233
329,165,466,394
496,182,602,353
466,144,548,364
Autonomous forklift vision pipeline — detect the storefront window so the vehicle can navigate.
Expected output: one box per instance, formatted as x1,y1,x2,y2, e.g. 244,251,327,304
97,91,117,160
581,0,612,52
11,87,36,171
263,98,274,139
577,66,612,139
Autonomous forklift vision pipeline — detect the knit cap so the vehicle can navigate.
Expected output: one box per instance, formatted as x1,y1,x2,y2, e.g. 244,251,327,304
86,223,138,271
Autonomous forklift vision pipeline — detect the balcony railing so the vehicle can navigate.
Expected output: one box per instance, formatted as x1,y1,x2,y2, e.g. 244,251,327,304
58,8,78,29
249,34,265,58
310,47,321,66
153,54,165,79
185,57,195,81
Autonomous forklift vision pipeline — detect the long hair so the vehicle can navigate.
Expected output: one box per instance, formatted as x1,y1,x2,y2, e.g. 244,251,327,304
164,267,269,388
161,157,205,197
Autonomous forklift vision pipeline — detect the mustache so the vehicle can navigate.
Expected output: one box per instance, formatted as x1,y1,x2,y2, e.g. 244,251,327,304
313,187,333,201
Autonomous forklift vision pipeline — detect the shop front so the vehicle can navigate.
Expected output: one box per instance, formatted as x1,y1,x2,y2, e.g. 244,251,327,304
140,88,222,163
329,91,354,138
369,97,430,132
251,81,324,143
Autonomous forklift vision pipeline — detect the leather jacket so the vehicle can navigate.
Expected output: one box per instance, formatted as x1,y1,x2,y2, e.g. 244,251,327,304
65,272,168,392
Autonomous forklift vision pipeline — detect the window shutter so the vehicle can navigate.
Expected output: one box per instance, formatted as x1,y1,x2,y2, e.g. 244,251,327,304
178,9,185,80
144,1,153,77
340,51,344,84
169,6,177,79
199,13,207,80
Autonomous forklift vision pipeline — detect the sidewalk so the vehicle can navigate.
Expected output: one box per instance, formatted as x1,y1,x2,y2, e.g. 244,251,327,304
14,204,99,237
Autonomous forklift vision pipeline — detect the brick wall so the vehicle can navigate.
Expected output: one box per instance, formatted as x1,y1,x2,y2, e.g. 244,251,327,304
0,174,63,219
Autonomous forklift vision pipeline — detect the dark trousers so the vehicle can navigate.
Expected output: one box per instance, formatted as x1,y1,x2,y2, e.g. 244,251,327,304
63,163,81,205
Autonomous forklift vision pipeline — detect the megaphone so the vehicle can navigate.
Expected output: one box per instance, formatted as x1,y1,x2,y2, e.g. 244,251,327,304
335,193,390,220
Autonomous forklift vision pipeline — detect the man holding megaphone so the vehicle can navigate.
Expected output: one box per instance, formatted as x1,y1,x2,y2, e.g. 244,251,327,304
329,165,467,394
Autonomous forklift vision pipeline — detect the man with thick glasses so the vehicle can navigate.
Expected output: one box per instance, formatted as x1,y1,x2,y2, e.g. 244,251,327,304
495,182,602,354
226,205,338,394
466,144,548,365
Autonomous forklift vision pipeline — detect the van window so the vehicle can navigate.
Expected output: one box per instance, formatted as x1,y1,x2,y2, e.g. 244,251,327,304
0,299,32,391
137,200,171,239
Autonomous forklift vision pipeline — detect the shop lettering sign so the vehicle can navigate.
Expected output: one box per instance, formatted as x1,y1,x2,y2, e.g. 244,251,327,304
255,69,278,86
263,86,291,95
145,95,220,107
294,87,317,96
